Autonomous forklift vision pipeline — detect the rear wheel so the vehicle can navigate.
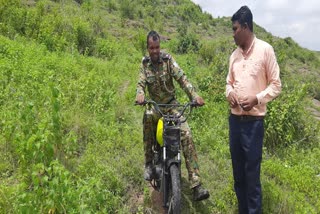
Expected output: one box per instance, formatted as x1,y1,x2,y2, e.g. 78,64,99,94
167,164,181,214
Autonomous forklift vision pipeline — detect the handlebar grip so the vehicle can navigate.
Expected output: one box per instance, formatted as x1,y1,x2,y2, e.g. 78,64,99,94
190,101,199,107
134,101,146,106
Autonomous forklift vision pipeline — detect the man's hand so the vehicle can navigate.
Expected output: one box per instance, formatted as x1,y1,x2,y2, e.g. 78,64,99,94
227,91,239,108
195,96,205,106
136,94,145,105
239,95,258,111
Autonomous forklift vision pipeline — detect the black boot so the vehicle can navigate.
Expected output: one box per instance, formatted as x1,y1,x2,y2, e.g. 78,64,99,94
193,185,210,201
144,163,153,181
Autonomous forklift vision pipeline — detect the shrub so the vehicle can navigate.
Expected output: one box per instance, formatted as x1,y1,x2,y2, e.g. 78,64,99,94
95,37,117,59
264,83,318,151
119,0,136,20
75,20,96,55
173,24,200,54
132,30,147,56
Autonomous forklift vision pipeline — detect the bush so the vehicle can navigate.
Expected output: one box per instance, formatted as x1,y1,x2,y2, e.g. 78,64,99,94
264,83,319,151
173,24,200,54
95,37,117,59
119,0,137,20
132,30,147,56
199,38,233,65
75,20,96,55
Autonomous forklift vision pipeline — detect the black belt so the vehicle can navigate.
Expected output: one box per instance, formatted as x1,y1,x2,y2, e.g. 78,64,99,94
231,114,264,121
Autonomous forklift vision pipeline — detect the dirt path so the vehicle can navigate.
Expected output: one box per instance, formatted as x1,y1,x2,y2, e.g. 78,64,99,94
308,99,320,120
131,167,193,213
147,184,167,214
127,181,168,214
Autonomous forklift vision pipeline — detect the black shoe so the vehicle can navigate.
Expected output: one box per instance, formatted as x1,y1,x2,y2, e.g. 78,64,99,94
193,185,210,201
144,164,153,181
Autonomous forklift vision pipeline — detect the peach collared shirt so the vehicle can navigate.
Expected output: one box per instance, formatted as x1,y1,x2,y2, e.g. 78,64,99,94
226,36,282,116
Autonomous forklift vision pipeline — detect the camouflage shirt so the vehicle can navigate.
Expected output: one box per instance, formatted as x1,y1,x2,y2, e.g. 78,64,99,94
136,52,199,104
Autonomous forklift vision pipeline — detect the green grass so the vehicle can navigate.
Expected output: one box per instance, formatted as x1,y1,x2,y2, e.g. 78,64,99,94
0,0,320,213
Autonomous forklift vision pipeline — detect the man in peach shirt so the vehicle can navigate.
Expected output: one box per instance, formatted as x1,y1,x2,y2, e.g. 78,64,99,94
226,6,281,214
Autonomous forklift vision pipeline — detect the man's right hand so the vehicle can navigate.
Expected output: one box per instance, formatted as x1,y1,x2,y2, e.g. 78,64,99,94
227,91,239,108
195,96,205,106
136,94,145,105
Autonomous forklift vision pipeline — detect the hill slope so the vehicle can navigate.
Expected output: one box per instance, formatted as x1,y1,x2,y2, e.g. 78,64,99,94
0,0,320,213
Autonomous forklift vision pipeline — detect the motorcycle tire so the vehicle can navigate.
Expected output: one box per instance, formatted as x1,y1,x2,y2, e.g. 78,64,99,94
167,164,181,214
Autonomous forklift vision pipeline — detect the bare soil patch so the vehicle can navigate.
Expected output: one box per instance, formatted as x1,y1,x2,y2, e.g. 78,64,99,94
308,99,320,120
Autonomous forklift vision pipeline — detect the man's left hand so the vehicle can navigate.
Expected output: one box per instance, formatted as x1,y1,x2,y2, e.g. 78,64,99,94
239,95,258,111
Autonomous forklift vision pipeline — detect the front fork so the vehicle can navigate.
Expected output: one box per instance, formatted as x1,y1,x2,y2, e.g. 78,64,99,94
162,146,181,208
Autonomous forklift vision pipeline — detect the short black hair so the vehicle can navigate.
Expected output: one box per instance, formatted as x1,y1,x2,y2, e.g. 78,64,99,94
147,30,160,47
231,6,253,32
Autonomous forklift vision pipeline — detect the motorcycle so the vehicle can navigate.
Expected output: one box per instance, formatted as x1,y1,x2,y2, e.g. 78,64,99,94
139,100,198,214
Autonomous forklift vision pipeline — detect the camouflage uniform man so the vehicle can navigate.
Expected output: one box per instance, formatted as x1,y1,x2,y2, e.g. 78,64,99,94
135,30,209,201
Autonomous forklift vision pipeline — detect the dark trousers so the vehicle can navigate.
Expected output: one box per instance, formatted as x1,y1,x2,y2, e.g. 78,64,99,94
229,115,264,214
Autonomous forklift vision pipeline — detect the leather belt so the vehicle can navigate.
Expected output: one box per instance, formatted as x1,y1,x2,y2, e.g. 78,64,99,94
231,114,264,121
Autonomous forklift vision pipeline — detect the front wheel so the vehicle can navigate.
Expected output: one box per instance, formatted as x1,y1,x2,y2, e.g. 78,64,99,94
167,164,181,214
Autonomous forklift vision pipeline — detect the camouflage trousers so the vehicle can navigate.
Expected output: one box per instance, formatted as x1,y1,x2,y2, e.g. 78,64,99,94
143,107,201,188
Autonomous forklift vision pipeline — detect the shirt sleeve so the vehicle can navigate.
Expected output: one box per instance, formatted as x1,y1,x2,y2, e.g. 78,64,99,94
256,46,282,104
169,56,200,101
226,54,235,97
136,61,146,97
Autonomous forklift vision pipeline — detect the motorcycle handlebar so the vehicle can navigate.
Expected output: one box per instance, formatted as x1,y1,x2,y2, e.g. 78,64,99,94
135,100,199,121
